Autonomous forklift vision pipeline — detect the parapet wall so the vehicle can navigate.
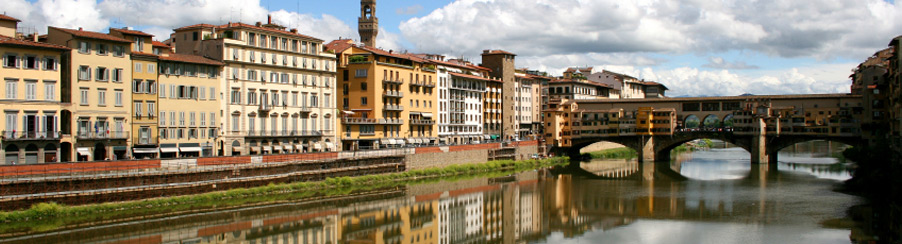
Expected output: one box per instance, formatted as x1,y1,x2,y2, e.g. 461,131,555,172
405,141,539,171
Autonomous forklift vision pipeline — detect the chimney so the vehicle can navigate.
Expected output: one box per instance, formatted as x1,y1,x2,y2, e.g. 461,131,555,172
32,32,38,42
267,15,272,24
78,27,83,31
255,22,262,27
389,50,393,54
290,28,297,33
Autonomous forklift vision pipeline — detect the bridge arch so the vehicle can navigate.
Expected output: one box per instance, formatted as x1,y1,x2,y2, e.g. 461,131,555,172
722,114,734,127
684,115,700,129
767,136,864,157
703,115,721,128
653,132,753,162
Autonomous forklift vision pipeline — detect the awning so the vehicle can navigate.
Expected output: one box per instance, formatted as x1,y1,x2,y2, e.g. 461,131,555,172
294,144,303,151
160,147,179,153
179,146,202,153
326,142,335,150
282,145,291,151
491,135,500,139
113,146,128,151
409,112,422,116
406,138,415,144
272,145,282,152
415,138,423,144
397,139,406,146
250,147,259,153
77,147,91,156
313,144,323,150
440,138,449,143
342,110,355,115
422,113,433,118
483,135,491,140
133,148,159,154
262,146,272,152
380,138,390,145
232,147,241,152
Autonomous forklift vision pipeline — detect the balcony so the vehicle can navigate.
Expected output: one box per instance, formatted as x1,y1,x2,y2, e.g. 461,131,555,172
383,90,404,98
134,136,158,145
383,104,405,111
383,79,402,85
424,81,436,88
410,119,435,125
342,117,379,124
246,130,323,137
259,103,272,111
379,118,404,124
2,131,61,141
77,131,129,140
410,80,425,87
298,106,313,112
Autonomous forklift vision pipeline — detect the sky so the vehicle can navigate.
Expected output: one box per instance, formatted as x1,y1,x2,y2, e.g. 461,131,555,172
4,0,902,97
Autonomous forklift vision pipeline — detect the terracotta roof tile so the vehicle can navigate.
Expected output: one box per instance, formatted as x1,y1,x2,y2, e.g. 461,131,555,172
428,59,491,72
173,24,217,31
111,28,154,37
324,39,354,53
550,78,612,88
482,50,516,56
159,53,224,66
0,35,70,51
50,27,132,43
152,41,170,48
0,14,20,22
450,72,501,83
359,45,428,63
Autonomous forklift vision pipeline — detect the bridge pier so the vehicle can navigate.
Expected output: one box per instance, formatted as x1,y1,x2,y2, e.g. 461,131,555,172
638,136,656,163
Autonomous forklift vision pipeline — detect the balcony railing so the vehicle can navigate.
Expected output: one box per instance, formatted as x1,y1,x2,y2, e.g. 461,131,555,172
379,118,404,124
298,106,313,112
2,131,61,140
246,130,323,137
259,103,272,111
77,131,129,139
342,117,379,124
383,90,404,98
383,79,402,85
410,119,436,125
383,104,404,111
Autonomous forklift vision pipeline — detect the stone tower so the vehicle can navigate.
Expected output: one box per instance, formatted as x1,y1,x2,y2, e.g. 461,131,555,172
481,50,518,140
358,0,378,47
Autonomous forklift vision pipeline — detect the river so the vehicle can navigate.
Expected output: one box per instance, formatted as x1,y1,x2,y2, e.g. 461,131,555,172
0,141,870,244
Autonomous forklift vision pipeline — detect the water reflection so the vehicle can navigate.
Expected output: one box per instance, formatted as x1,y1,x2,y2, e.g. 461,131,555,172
0,142,862,244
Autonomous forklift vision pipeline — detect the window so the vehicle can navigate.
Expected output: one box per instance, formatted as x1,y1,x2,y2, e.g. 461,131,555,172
179,112,185,126
134,63,142,73
3,53,18,68
97,89,107,106
96,43,108,55
160,111,166,126
231,89,241,104
199,87,206,100
78,41,90,53
43,57,56,70
5,79,17,99
325,94,331,108
147,102,155,118
292,93,298,106
133,79,142,93
311,93,318,107
135,102,143,117
112,45,124,57
170,111,176,126
355,69,368,77
78,66,91,80
112,69,123,82
249,51,255,62
114,90,123,106
159,83,166,98
79,88,89,105
248,91,256,105
209,87,215,100
44,82,55,101
210,112,215,126
361,97,367,105
25,81,36,100
24,56,38,69
361,82,367,91
95,67,109,81
148,80,156,94
190,112,196,126
133,37,144,52
200,112,206,126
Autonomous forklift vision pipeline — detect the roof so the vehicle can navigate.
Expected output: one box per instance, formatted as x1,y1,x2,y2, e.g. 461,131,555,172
577,93,861,104
111,27,154,37
50,27,132,43
130,52,159,58
359,45,429,63
428,58,491,72
602,70,638,80
564,67,593,73
640,81,669,90
173,23,217,31
0,14,20,22
450,72,500,83
324,39,354,53
159,53,224,66
218,22,322,42
549,79,612,88
152,41,170,48
0,35,70,51
482,49,516,56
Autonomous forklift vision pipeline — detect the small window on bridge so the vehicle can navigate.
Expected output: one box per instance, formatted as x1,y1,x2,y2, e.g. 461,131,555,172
702,102,721,111
722,102,741,111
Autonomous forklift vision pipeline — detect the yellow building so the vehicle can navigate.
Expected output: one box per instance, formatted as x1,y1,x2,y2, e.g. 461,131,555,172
155,45,224,158
109,28,159,159
0,15,70,164
172,19,338,156
45,27,133,161
327,40,438,150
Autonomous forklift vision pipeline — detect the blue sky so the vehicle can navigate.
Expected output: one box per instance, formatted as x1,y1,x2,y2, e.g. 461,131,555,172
7,0,902,96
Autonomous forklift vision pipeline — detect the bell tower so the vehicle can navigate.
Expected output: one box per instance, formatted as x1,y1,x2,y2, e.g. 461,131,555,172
358,0,378,47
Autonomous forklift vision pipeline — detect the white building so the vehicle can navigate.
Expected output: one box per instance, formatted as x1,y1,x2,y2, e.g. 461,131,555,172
424,57,495,144
438,192,484,244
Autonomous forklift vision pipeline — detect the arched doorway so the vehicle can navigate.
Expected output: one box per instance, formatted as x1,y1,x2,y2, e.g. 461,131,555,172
5,144,19,165
60,142,72,162
44,144,58,163
24,144,39,164
94,143,107,161
231,140,241,156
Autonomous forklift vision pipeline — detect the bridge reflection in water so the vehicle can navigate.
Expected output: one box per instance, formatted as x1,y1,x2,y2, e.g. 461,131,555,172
0,144,857,244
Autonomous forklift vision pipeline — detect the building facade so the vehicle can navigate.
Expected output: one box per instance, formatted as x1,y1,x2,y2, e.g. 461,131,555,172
429,58,496,144
109,28,160,159
0,15,70,164
172,19,338,156
46,27,133,161
328,40,437,150
481,50,517,140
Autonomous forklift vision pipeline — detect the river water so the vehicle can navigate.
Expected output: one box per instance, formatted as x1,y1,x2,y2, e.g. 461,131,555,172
0,141,868,244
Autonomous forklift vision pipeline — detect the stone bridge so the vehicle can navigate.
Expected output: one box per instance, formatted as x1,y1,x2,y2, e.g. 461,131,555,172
545,94,868,164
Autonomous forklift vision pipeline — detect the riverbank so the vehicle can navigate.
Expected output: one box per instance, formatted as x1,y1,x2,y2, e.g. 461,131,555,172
0,157,567,234
839,142,902,242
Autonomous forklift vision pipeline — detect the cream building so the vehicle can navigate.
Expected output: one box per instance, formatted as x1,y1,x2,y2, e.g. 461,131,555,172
427,57,495,144
0,15,70,164
45,27,133,161
154,43,223,158
109,28,160,159
171,18,338,156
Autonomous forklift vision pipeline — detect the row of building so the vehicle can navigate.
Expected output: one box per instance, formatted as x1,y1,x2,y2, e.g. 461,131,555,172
0,0,670,164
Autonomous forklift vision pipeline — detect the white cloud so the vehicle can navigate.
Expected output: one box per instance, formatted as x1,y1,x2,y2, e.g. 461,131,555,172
702,57,759,70
401,0,902,59
1,0,108,33
97,0,268,31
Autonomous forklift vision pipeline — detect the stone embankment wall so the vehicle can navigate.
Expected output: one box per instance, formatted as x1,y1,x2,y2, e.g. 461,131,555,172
405,141,539,171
